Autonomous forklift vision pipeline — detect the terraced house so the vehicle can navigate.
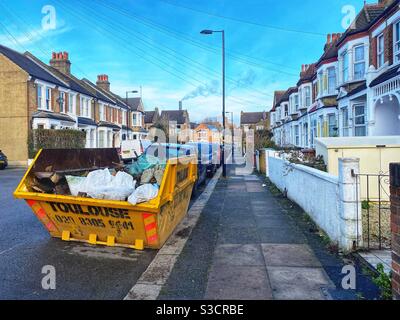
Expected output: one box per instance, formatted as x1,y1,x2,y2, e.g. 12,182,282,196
0,45,145,165
270,0,400,148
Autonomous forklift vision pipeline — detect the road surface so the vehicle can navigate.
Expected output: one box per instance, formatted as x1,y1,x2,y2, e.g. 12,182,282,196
0,168,206,300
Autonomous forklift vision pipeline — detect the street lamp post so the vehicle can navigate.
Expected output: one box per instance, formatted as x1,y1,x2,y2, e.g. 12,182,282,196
225,111,234,160
201,29,226,178
125,90,139,140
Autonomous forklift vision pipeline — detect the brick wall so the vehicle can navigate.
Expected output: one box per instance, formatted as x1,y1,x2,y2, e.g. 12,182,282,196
93,100,99,122
75,94,80,116
91,100,95,120
27,81,37,124
0,54,29,164
370,35,378,69
390,163,400,300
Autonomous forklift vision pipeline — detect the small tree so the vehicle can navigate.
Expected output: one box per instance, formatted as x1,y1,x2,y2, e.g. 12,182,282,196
254,128,276,150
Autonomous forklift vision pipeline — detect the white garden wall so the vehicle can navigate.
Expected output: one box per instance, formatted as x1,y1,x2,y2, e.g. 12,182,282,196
268,156,362,251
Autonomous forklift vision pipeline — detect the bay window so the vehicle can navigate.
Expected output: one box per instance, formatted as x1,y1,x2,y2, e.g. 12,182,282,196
299,88,303,108
394,21,400,63
294,94,299,110
303,123,308,146
318,115,324,137
354,105,366,136
318,71,323,96
342,51,349,83
99,131,105,148
289,96,294,114
341,107,349,137
310,115,317,147
68,93,74,114
80,97,90,118
294,125,299,146
327,67,336,94
328,114,337,137
354,45,365,80
99,104,105,121
305,86,311,107
377,34,384,68
59,91,66,113
132,113,138,126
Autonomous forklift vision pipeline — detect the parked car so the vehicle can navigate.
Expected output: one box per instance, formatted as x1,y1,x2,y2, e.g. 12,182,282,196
0,150,8,170
120,139,152,163
187,142,220,177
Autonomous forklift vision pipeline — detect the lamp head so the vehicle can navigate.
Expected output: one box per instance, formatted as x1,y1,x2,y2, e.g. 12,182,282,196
200,29,213,35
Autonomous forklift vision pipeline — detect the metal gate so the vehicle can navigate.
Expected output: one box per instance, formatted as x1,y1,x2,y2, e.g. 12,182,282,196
354,172,391,250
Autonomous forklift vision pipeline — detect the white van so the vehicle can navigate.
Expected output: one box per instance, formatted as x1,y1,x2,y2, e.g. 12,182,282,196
120,139,152,162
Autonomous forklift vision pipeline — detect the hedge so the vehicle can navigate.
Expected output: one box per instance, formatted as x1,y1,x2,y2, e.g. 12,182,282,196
28,129,86,158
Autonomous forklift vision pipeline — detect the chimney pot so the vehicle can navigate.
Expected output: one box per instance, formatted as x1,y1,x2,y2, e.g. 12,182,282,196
50,51,71,75
327,34,331,44
96,74,110,91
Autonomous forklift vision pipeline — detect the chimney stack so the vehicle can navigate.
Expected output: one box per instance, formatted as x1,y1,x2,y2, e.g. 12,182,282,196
179,100,183,111
96,74,110,92
50,51,71,75
326,34,331,44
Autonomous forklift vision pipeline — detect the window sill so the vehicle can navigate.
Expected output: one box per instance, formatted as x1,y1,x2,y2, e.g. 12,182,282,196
338,78,366,87
37,107,53,112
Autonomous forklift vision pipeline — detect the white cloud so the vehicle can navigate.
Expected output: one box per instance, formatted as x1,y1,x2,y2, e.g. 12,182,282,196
0,23,72,50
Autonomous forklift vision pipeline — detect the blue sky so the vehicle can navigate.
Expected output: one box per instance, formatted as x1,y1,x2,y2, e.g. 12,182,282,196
0,0,374,123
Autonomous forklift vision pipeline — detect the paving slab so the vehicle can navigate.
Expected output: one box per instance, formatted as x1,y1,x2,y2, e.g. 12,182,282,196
220,215,257,228
261,244,322,267
205,265,273,300
218,226,261,244
246,185,266,193
255,216,295,228
213,244,265,267
267,267,330,300
222,206,253,217
258,227,307,244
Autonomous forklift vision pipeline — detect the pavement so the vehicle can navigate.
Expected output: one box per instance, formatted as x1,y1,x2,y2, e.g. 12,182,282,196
157,162,381,300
